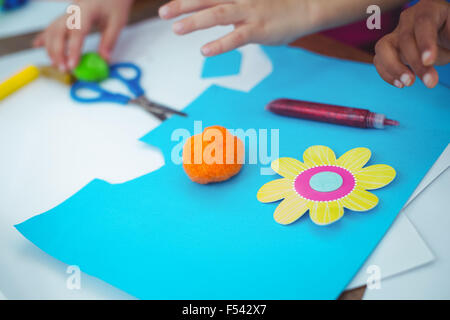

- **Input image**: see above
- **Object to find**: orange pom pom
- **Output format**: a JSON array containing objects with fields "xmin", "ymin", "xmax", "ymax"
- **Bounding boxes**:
[{"xmin": 182, "ymin": 126, "xmax": 244, "ymax": 184}]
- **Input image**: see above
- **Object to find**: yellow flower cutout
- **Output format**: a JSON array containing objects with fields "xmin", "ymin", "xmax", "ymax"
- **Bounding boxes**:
[{"xmin": 257, "ymin": 146, "xmax": 396, "ymax": 226}]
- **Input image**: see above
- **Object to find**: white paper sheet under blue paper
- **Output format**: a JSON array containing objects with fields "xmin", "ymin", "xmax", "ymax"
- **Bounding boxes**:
[{"xmin": 16, "ymin": 46, "xmax": 450, "ymax": 299}]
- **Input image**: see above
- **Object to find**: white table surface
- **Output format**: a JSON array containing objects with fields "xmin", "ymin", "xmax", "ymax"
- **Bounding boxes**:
[{"xmin": 0, "ymin": 0, "xmax": 69, "ymax": 39}]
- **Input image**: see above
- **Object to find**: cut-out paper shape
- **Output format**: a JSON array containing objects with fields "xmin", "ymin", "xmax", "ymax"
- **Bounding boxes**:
[
  {"xmin": 201, "ymin": 50, "xmax": 242, "ymax": 78},
  {"xmin": 257, "ymin": 146, "xmax": 396, "ymax": 226}
]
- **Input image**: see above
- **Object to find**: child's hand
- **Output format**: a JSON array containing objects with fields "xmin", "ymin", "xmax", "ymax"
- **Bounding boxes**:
[
  {"xmin": 158, "ymin": 0, "xmax": 316, "ymax": 56},
  {"xmin": 374, "ymin": 0, "xmax": 450, "ymax": 89},
  {"xmin": 33, "ymin": 0, "xmax": 134, "ymax": 71}
]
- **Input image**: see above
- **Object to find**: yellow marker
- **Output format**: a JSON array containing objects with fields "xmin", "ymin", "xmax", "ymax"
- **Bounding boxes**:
[{"xmin": 0, "ymin": 65, "xmax": 40, "ymax": 101}]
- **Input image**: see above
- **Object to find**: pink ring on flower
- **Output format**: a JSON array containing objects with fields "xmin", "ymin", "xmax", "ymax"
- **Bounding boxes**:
[{"xmin": 294, "ymin": 165, "xmax": 356, "ymax": 202}]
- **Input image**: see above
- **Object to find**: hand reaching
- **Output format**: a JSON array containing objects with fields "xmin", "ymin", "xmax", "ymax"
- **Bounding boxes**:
[{"xmin": 159, "ymin": 0, "xmax": 316, "ymax": 56}]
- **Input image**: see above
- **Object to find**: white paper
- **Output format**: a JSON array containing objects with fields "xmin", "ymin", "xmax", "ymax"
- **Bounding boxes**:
[
  {"xmin": 364, "ymin": 166, "xmax": 450, "ymax": 300},
  {"xmin": 0, "ymin": 0, "xmax": 68, "ymax": 40},
  {"xmin": 347, "ymin": 212, "xmax": 434, "ymax": 289},
  {"xmin": 405, "ymin": 144, "xmax": 450, "ymax": 206},
  {"xmin": 347, "ymin": 146, "xmax": 450, "ymax": 290}
]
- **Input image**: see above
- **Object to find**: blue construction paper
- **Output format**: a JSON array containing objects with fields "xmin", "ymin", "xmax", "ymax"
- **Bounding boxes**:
[
  {"xmin": 16, "ymin": 46, "xmax": 450, "ymax": 299},
  {"xmin": 201, "ymin": 49, "xmax": 242, "ymax": 78},
  {"xmin": 437, "ymin": 64, "xmax": 450, "ymax": 88}
]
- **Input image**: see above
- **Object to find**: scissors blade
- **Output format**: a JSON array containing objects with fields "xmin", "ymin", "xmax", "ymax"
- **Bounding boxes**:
[
  {"xmin": 130, "ymin": 97, "xmax": 167, "ymax": 121},
  {"xmin": 140, "ymin": 96, "xmax": 188, "ymax": 117}
]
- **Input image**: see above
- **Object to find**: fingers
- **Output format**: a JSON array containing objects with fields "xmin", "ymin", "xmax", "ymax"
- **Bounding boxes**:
[
  {"xmin": 374, "ymin": 35, "xmax": 415, "ymax": 88},
  {"xmin": 66, "ymin": 10, "xmax": 96, "ymax": 70},
  {"xmin": 173, "ymin": 4, "xmax": 245, "ymax": 35},
  {"xmin": 390, "ymin": 1, "xmax": 448, "ymax": 89},
  {"xmin": 161, "ymin": 0, "xmax": 252, "ymax": 56},
  {"xmin": 414, "ymin": 13, "xmax": 439, "ymax": 66},
  {"xmin": 374, "ymin": 56, "xmax": 403, "ymax": 88},
  {"xmin": 201, "ymin": 26, "xmax": 252, "ymax": 56},
  {"xmin": 159, "ymin": 0, "xmax": 229, "ymax": 20},
  {"xmin": 66, "ymin": 29, "xmax": 87, "ymax": 70},
  {"xmin": 99, "ymin": 14, "xmax": 127, "ymax": 61},
  {"xmin": 398, "ymin": 32, "xmax": 438, "ymax": 88},
  {"xmin": 421, "ymin": 66, "xmax": 439, "ymax": 88},
  {"xmin": 33, "ymin": 17, "xmax": 82, "ymax": 71},
  {"xmin": 45, "ymin": 23, "xmax": 68, "ymax": 71}
]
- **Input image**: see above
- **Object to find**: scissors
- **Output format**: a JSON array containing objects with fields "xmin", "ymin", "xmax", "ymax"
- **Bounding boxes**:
[{"xmin": 70, "ymin": 62, "xmax": 187, "ymax": 121}]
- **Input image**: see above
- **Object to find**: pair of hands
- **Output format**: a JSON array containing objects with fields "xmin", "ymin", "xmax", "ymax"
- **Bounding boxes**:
[
  {"xmin": 35, "ymin": 0, "xmax": 449, "ymax": 89},
  {"xmin": 34, "ymin": 0, "xmax": 306, "ymax": 71},
  {"xmin": 34, "ymin": 0, "xmax": 317, "ymax": 71},
  {"xmin": 164, "ymin": 0, "xmax": 450, "ymax": 88}
]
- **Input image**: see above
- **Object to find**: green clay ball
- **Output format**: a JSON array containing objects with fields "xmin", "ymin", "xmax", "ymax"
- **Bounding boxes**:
[{"xmin": 73, "ymin": 52, "xmax": 109, "ymax": 82}]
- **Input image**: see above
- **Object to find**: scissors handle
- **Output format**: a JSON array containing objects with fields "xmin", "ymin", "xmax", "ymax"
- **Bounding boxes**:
[
  {"xmin": 70, "ymin": 81, "xmax": 130, "ymax": 104},
  {"xmin": 109, "ymin": 62, "xmax": 145, "ymax": 97}
]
